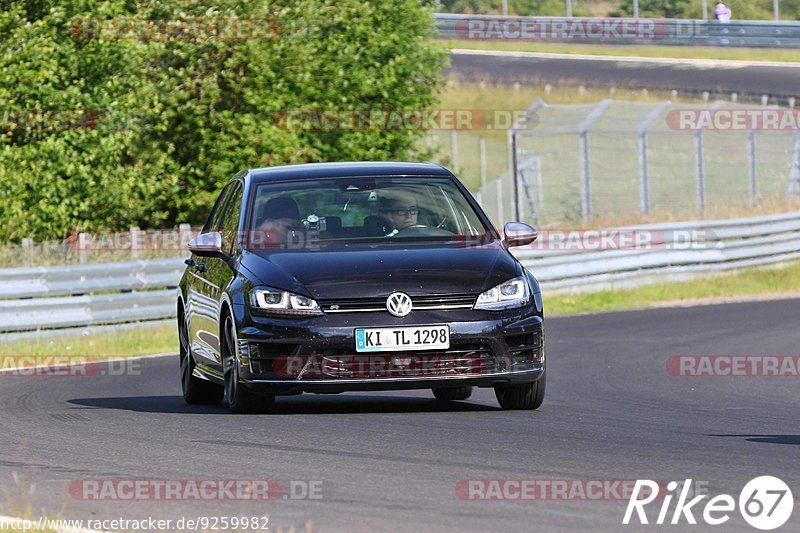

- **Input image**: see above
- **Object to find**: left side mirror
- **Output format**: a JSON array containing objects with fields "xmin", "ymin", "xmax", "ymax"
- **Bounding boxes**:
[
  {"xmin": 503, "ymin": 222, "xmax": 537, "ymax": 248},
  {"xmin": 187, "ymin": 231, "xmax": 227, "ymax": 258}
]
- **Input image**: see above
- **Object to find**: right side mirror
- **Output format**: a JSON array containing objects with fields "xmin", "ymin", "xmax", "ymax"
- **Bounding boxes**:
[{"xmin": 503, "ymin": 222, "xmax": 538, "ymax": 248}]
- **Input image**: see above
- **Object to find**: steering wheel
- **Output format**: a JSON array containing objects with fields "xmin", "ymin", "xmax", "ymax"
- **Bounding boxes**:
[{"xmin": 393, "ymin": 224, "xmax": 454, "ymax": 237}]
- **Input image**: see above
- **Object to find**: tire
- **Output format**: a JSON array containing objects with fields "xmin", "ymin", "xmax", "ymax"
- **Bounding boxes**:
[
  {"xmin": 494, "ymin": 372, "xmax": 546, "ymax": 410},
  {"xmin": 223, "ymin": 314, "xmax": 275, "ymax": 414},
  {"xmin": 432, "ymin": 386, "xmax": 473, "ymax": 401},
  {"xmin": 179, "ymin": 311, "xmax": 224, "ymax": 405}
]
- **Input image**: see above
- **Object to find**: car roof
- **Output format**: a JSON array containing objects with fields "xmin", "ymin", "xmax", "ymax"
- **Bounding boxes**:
[{"xmin": 247, "ymin": 162, "xmax": 453, "ymax": 183}]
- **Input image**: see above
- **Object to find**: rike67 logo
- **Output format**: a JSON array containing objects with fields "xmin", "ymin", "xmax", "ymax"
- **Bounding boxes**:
[{"xmin": 623, "ymin": 477, "xmax": 793, "ymax": 530}]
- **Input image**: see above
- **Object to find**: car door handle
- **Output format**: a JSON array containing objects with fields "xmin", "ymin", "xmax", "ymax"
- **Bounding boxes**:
[{"xmin": 195, "ymin": 263, "xmax": 207, "ymax": 273}]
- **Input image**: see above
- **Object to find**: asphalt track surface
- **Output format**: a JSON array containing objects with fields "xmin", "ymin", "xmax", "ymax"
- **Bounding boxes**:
[
  {"xmin": 448, "ymin": 50, "xmax": 800, "ymax": 99},
  {"xmin": 1, "ymin": 299, "xmax": 798, "ymax": 532}
]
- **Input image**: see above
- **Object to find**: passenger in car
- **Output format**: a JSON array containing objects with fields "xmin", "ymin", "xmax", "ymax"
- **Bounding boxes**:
[{"xmin": 255, "ymin": 196, "xmax": 302, "ymax": 247}]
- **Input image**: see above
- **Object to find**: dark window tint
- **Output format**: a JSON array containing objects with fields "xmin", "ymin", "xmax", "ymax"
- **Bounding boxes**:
[
  {"xmin": 202, "ymin": 183, "xmax": 235, "ymax": 234},
  {"xmin": 219, "ymin": 182, "xmax": 243, "ymax": 254}
]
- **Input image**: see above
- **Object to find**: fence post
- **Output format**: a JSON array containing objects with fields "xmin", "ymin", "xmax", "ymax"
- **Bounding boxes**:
[
  {"xmin": 636, "ymin": 101, "xmax": 669, "ymax": 215},
  {"xmin": 694, "ymin": 131, "xmax": 706, "ymax": 217},
  {"xmin": 496, "ymin": 178, "xmax": 504, "ymax": 226},
  {"xmin": 747, "ymin": 131, "xmax": 757, "ymax": 205},
  {"xmin": 577, "ymin": 100, "xmax": 613, "ymax": 222},
  {"xmin": 579, "ymin": 131, "xmax": 591, "ymax": 220},
  {"xmin": 533, "ymin": 154, "xmax": 544, "ymax": 217},
  {"xmin": 130, "ymin": 227, "xmax": 142, "ymax": 259},
  {"xmin": 78, "ymin": 232, "xmax": 89, "ymax": 264},
  {"xmin": 511, "ymin": 132, "xmax": 520, "ymax": 221},
  {"xmin": 789, "ymin": 133, "xmax": 800, "ymax": 196},
  {"xmin": 179, "ymin": 223, "xmax": 193, "ymax": 249},
  {"xmin": 22, "ymin": 237, "xmax": 34, "ymax": 265},
  {"xmin": 479, "ymin": 137, "xmax": 487, "ymax": 192},
  {"xmin": 450, "ymin": 130, "xmax": 458, "ymax": 170},
  {"xmin": 637, "ymin": 131, "xmax": 650, "ymax": 215}
]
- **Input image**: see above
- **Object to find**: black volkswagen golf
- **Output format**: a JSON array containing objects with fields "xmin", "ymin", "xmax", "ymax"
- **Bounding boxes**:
[{"xmin": 178, "ymin": 162, "xmax": 545, "ymax": 413}]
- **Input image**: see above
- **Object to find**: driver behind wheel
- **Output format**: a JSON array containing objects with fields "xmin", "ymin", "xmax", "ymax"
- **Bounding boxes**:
[{"xmin": 380, "ymin": 190, "xmax": 423, "ymax": 237}]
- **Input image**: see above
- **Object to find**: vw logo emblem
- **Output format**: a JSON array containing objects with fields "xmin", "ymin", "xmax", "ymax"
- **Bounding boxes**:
[{"xmin": 386, "ymin": 292, "xmax": 412, "ymax": 317}]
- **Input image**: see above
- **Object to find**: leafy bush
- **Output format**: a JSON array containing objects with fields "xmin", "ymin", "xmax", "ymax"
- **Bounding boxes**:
[{"xmin": 0, "ymin": 0, "xmax": 447, "ymax": 241}]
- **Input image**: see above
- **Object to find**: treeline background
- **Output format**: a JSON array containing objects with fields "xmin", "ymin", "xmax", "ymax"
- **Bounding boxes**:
[{"xmin": 0, "ymin": 0, "xmax": 446, "ymax": 242}]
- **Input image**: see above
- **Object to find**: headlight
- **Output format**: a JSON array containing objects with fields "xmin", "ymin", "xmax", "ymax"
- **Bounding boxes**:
[
  {"xmin": 249, "ymin": 287, "xmax": 323, "ymax": 316},
  {"xmin": 474, "ymin": 276, "xmax": 531, "ymax": 311}
]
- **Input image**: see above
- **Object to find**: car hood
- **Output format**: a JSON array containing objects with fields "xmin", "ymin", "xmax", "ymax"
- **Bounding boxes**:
[{"xmin": 239, "ymin": 242, "xmax": 520, "ymax": 299}]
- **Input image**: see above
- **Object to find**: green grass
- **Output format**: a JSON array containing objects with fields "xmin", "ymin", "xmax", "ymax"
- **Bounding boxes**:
[
  {"xmin": 546, "ymin": 260, "xmax": 800, "ymax": 315},
  {"xmin": 0, "ymin": 324, "xmax": 176, "ymax": 365},
  {"xmin": 445, "ymin": 39, "xmax": 800, "ymax": 63}
]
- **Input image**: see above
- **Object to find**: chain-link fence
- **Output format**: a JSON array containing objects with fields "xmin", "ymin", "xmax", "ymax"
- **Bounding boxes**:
[{"xmin": 427, "ymin": 99, "xmax": 800, "ymax": 228}]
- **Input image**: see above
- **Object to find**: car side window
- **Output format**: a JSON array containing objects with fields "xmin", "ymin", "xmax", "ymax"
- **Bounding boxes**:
[
  {"xmin": 218, "ymin": 182, "xmax": 244, "ymax": 254},
  {"xmin": 202, "ymin": 183, "xmax": 234, "ymax": 234}
]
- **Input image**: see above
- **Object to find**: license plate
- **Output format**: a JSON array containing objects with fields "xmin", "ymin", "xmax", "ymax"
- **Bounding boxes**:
[{"xmin": 355, "ymin": 325, "xmax": 450, "ymax": 353}]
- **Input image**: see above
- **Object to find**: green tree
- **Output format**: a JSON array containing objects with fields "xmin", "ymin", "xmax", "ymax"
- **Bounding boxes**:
[{"xmin": 0, "ymin": 0, "xmax": 447, "ymax": 241}]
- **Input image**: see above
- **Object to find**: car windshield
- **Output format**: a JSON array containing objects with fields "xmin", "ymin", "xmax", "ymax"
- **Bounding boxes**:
[{"xmin": 246, "ymin": 176, "xmax": 493, "ymax": 250}]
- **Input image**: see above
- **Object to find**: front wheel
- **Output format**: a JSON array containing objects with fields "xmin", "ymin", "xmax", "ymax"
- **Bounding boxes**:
[
  {"xmin": 223, "ymin": 315, "xmax": 274, "ymax": 414},
  {"xmin": 179, "ymin": 312, "xmax": 224, "ymax": 405},
  {"xmin": 494, "ymin": 372, "xmax": 546, "ymax": 410}
]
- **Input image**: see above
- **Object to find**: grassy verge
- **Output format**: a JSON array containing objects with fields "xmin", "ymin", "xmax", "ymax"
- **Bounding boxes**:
[
  {"xmin": 445, "ymin": 39, "xmax": 800, "ymax": 63},
  {"xmin": 0, "ymin": 324, "xmax": 176, "ymax": 366},
  {"xmin": 546, "ymin": 260, "xmax": 800, "ymax": 315}
]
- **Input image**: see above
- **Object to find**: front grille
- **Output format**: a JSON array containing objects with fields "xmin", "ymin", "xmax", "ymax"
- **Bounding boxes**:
[
  {"xmin": 318, "ymin": 294, "xmax": 476, "ymax": 313},
  {"xmin": 248, "ymin": 342, "xmax": 497, "ymax": 379}
]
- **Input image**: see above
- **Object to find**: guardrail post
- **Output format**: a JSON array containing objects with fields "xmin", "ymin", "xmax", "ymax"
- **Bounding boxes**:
[{"xmin": 747, "ymin": 131, "xmax": 757, "ymax": 205}]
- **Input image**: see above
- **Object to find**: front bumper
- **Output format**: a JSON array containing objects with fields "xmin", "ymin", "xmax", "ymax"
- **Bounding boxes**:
[{"xmin": 233, "ymin": 304, "xmax": 544, "ymax": 395}]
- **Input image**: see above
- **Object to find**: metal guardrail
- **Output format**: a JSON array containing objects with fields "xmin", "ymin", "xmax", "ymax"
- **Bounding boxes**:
[
  {"xmin": 2, "ymin": 211, "xmax": 800, "ymax": 334},
  {"xmin": 0, "ymin": 259, "xmax": 183, "ymax": 333},
  {"xmin": 434, "ymin": 13, "xmax": 800, "ymax": 48},
  {"xmin": 517, "ymin": 211, "xmax": 800, "ymax": 292}
]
